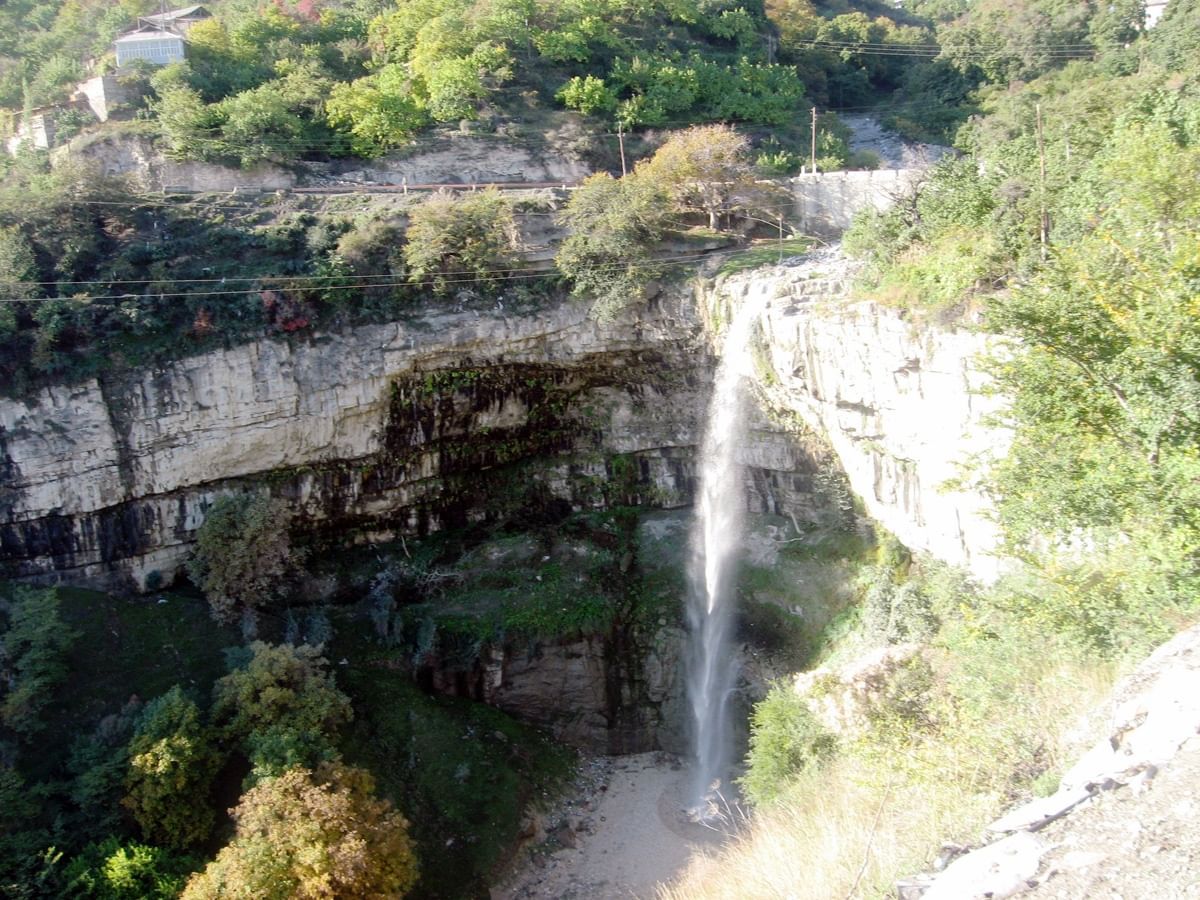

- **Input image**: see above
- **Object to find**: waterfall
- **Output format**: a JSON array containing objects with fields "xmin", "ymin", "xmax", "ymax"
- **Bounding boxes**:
[{"xmin": 686, "ymin": 295, "xmax": 764, "ymax": 813}]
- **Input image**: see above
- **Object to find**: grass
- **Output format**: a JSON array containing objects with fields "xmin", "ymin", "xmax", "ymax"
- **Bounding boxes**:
[
  {"xmin": 717, "ymin": 237, "xmax": 814, "ymax": 276},
  {"xmin": 658, "ymin": 580, "xmax": 1119, "ymax": 900}
]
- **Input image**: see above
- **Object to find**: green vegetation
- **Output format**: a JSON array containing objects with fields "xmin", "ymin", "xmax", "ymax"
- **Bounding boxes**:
[
  {"xmin": 0, "ymin": 586, "xmax": 79, "ymax": 737},
  {"xmin": 211, "ymin": 642, "xmax": 352, "ymax": 777},
  {"xmin": 0, "ymin": 576, "xmax": 576, "ymax": 898},
  {"xmin": 401, "ymin": 187, "xmax": 522, "ymax": 291},
  {"xmin": 122, "ymin": 688, "xmax": 221, "ymax": 850},
  {"xmin": 556, "ymin": 124, "xmax": 787, "ymax": 320},
  {"xmin": 668, "ymin": 557, "xmax": 1120, "ymax": 899},
  {"xmin": 181, "ymin": 762, "xmax": 418, "ymax": 900},
  {"xmin": 186, "ymin": 494, "xmax": 302, "ymax": 625},
  {"xmin": 844, "ymin": 2, "xmax": 1200, "ymax": 656},
  {"xmin": 740, "ymin": 684, "xmax": 836, "ymax": 805}
]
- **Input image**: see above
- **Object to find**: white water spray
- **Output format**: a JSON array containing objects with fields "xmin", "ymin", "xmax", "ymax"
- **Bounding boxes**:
[{"xmin": 686, "ymin": 296, "xmax": 765, "ymax": 813}]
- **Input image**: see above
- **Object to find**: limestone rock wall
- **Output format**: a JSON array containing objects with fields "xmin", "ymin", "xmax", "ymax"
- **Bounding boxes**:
[
  {"xmin": 63, "ymin": 132, "xmax": 590, "ymax": 192},
  {"xmin": 0, "ymin": 293, "xmax": 708, "ymax": 589},
  {"xmin": 706, "ymin": 251, "xmax": 1009, "ymax": 580},
  {"xmin": 789, "ymin": 168, "xmax": 924, "ymax": 237}
]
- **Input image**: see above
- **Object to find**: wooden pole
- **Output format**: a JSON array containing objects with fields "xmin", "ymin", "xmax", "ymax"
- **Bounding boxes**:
[
  {"xmin": 1036, "ymin": 102, "xmax": 1048, "ymax": 258},
  {"xmin": 810, "ymin": 106, "xmax": 817, "ymax": 174},
  {"xmin": 618, "ymin": 122, "xmax": 627, "ymax": 177}
]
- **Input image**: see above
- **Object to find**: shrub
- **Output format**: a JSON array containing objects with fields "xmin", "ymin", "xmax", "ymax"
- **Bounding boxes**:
[
  {"xmin": 181, "ymin": 763, "xmax": 418, "ymax": 900},
  {"xmin": 402, "ymin": 188, "xmax": 521, "ymax": 292},
  {"xmin": 186, "ymin": 494, "xmax": 301, "ymax": 623},
  {"xmin": 121, "ymin": 687, "xmax": 220, "ymax": 850},
  {"xmin": 740, "ymin": 683, "xmax": 836, "ymax": 806}
]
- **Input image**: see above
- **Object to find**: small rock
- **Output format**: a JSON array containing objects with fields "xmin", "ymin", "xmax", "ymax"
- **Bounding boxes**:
[
  {"xmin": 922, "ymin": 832, "xmax": 1047, "ymax": 900},
  {"xmin": 1060, "ymin": 850, "xmax": 1106, "ymax": 870},
  {"xmin": 933, "ymin": 843, "xmax": 967, "ymax": 871},
  {"xmin": 896, "ymin": 874, "xmax": 935, "ymax": 899}
]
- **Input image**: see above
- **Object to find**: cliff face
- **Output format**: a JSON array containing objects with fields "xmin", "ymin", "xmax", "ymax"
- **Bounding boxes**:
[
  {"xmin": 1, "ymin": 257, "xmax": 1008, "ymax": 588},
  {"xmin": 0, "ymin": 253, "xmax": 1009, "ymax": 753},
  {"xmin": 709, "ymin": 251, "xmax": 1009, "ymax": 581},
  {"xmin": 0, "ymin": 294, "xmax": 711, "ymax": 589}
]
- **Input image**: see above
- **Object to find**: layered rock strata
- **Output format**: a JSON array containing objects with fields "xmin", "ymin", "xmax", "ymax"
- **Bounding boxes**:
[
  {"xmin": 0, "ymin": 294, "xmax": 711, "ymax": 589},
  {"xmin": 708, "ymin": 251, "xmax": 1008, "ymax": 580}
]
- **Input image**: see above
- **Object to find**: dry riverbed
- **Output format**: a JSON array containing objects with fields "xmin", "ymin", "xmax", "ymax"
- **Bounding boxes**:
[{"xmin": 494, "ymin": 752, "xmax": 729, "ymax": 900}]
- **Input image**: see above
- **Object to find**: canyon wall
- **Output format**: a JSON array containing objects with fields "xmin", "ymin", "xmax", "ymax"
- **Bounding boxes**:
[
  {"xmin": 709, "ymin": 252, "xmax": 1009, "ymax": 581},
  {"xmin": 1, "ymin": 254, "xmax": 1007, "ymax": 589},
  {"xmin": 0, "ymin": 294, "xmax": 711, "ymax": 589}
]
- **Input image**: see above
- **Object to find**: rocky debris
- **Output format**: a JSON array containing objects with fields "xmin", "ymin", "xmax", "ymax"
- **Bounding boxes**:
[
  {"xmin": 793, "ymin": 642, "xmax": 928, "ymax": 738},
  {"xmin": 494, "ymin": 751, "xmax": 704, "ymax": 900},
  {"xmin": 900, "ymin": 623, "xmax": 1200, "ymax": 898},
  {"xmin": 840, "ymin": 114, "xmax": 950, "ymax": 169}
]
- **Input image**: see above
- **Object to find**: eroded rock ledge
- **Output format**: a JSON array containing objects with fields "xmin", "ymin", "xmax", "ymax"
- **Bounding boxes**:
[{"xmin": 0, "ymin": 293, "xmax": 711, "ymax": 589}]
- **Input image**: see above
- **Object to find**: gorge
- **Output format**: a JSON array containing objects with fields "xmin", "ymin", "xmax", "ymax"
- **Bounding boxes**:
[{"xmin": 0, "ymin": 239, "xmax": 1006, "ymax": 753}]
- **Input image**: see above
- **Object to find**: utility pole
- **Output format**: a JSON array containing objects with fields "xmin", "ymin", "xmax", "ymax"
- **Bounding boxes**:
[
  {"xmin": 810, "ymin": 106, "xmax": 818, "ymax": 174},
  {"xmin": 617, "ymin": 122, "xmax": 627, "ymax": 177},
  {"xmin": 1036, "ymin": 103, "xmax": 1048, "ymax": 259}
]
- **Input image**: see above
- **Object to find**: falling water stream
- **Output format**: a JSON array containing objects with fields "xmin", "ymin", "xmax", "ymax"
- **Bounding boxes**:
[{"xmin": 686, "ymin": 296, "xmax": 765, "ymax": 815}]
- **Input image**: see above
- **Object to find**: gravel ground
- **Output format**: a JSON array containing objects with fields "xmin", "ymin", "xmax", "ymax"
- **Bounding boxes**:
[
  {"xmin": 493, "ymin": 752, "xmax": 726, "ymax": 900},
  {"xmin": 1022, "ymin": 738, "xmax": 1200, "ymax": 899},
  {"xmin": 840, "ymin": 114, "xmax": 949, "ymax": 168}
]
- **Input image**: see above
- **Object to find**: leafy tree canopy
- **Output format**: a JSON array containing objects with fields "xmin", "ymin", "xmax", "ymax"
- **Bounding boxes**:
[{"xmin": 181, "ymin": 762, "xmax": 418, "ymax": 900}]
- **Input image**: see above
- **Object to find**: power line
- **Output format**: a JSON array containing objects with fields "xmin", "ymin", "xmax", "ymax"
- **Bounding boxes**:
[{"xmin": 0, "ymin": 247, "xmax": 752, "ymax": 304}]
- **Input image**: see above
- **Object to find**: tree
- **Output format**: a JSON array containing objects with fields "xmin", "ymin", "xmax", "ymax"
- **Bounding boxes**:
[
  {"xmin": 186, "ymin": 494, "xmax": 300, "ymax": 623},
  {"xmin": 0, "ymin": 586, "xmax": 78, "ymax": 737},
  {"xmin": 555, "ymin": 171, "xmax": 669, "ymax": 321},
  {"xmin": 635, "ymin": 124, "xmax": 769, "ymax": 230},
  {"xmin": 326, "ymin": 65, "xmax": 427, "ymax": 156},
  {"xmin": 122, "ymin": 687, "xmax": 221, "ymax": 850},
  {"xmin": 212, "ymin": 642, "xmax": 352, "ymax": 777},
  {"xmin": 61, "ymin": 838, "xmax": 198, "ymax": 900},
  {"xmin": 181, "ymin": 763, "xmax": 418, "ymax": 900},
  {"xmin": 402, "ymin": 188, "xmax": 521, "ymax": 291}
]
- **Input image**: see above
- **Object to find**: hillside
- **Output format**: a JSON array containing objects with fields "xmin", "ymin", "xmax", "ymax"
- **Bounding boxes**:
[{"xmin": 2, "ymin": 0, "xmax": 1200, "ymax": 898}]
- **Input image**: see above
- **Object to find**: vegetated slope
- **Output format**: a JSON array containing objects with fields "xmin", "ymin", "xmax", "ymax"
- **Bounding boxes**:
[
  {"xmin": 2, "ymin": 0, "xmax": 931, "ymax": 165},
  {"xmin": 663, "ymin": 2, "xmax": 1200, "ymax": 898}
]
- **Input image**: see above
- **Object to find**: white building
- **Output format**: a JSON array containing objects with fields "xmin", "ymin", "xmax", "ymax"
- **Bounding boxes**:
[
  {"xmin": 1144, "ymin": 0, "xmax": 1170, "ymax": 28},
  {"xmin": 113, "ymin": 28, "xmax": 186, "ymax": 67}
]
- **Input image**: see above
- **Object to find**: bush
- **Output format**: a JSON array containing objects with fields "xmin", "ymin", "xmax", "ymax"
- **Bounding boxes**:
[
  {"xmin": 186, "ymin": 494, "xmax": 301, "ymax": 623},
  {"xmin": 181, "ymin": 763, "xmax": 418, "ymax": 900},
  {"xmin": 740, "ymin": 683, "xmax": 836, "ymax": 806},
  {"xmin": 121, "ymin": 687, "xmax": 221, "ymax": 850},
  {"xmin": 402, "ymin": 188, "xmax": 521, "ymax": 292}
]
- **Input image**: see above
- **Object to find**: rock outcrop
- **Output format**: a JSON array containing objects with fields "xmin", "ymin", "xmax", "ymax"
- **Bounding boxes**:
[
  {"xmin": 0, "ymin": 293, "xmax": 709, "ymax": 589},
  {"xmin": 707, "ymin": 250, "xmax": 1009, "ymax": 581},
  {"xmin": 902, "ymin": 622, "xmax": 1200, "ymax": 899}
]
